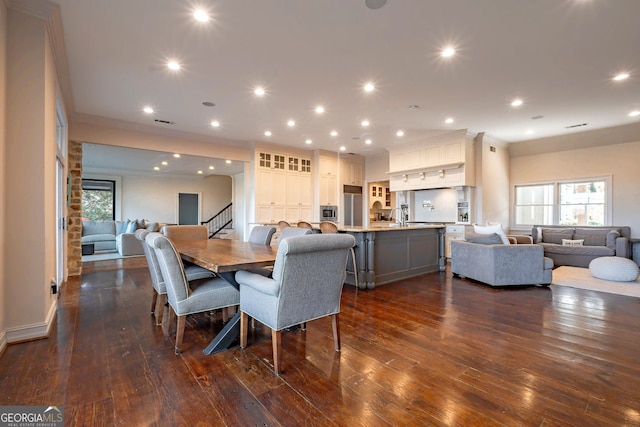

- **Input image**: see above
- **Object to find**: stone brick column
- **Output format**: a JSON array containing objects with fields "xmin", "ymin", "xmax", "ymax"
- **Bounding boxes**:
[{"xmin": 67, "ymin": 141, "xmax": 83, "ymax": 276}]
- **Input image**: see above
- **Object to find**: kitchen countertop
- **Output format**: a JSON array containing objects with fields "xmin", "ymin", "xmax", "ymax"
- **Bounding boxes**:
[{"xmin": 340, "ymin": 223, "xmax": 445, "ymax": 232}]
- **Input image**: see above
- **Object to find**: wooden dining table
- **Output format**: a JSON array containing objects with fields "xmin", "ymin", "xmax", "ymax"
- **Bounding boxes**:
[{"xmin": 173, "ymin": 239, "xmax": 277, "ymax": 355}]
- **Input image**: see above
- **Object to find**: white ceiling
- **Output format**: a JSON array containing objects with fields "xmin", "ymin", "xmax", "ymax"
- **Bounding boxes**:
[{"xmin": 54, "ymin": 0, "xmax": 640, "ymax": 172}]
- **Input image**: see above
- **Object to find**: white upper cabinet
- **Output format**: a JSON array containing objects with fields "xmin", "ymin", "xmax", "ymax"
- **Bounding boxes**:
[
  {"xmin": 340, "ymin": 157, "xmax": 364, "ymax": 186},
  {"xmin": 387, "ymin": 130, "xmax": 476, "ymax": 190}
]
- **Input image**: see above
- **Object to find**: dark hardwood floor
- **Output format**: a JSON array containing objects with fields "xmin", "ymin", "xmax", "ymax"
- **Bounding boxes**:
[{"xmin": 2, "ymin": 258, "xmax": 639, "ymax": 426}]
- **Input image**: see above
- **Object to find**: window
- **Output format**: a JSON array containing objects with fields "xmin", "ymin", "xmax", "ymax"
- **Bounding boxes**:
[
  {"xmin": 514, "ymin": 177, "xmax": 610, "ymax": 228},
  {"xmin": 82, "ymin": 179, "xmax": 115, "ymax": 221}
]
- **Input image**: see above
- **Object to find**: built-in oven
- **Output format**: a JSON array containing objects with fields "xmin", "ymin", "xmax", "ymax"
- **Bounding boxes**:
[{"xmin": 320, "ymin": 205, "xmax": 338, "ymax": 222}]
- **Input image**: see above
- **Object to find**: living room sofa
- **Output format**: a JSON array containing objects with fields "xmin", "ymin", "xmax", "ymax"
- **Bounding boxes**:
[
  {"xmin": 451, "ymin": 232, "xmax": 554, "ymax": 287},
  {"xmin": 532, "ymin": 225, "xmax": 631, "ymax": 268},
  {"xmin": 82, "ymin": 220, "xmax": 163, "ymax": 256}
]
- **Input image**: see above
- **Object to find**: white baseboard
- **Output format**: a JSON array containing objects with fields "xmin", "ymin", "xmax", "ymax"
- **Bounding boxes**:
[{"xmin": 6, "ymin": 300, "xmax": 58, "ymax": 344}]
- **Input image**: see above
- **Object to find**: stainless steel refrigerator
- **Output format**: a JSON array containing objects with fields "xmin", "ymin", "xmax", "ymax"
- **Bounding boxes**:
[{"xmin": 343, "ymin": 187, "xmax": 363, "ymax": 227}]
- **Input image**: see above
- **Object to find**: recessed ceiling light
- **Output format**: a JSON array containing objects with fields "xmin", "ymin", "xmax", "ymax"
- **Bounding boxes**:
[
  {"xmin": 202, "ymin": 101, "xmax": 215, "ymax": 107},
  {"xmin": 629, "ymin": 110, "xmax": 640, "ymax": 117},
  {"xmin": 613, "ymin": 72, "xmax": 630, "ymax": 81},
  {"xmin": 225, "ymin": 160, "xmax": 232, "ymax": 164},
  {"xmin": 287, "ymin": 119, "xmax": 296, "ymax": 127},
  {"xmin": 161, "ymin": 161, "xmax": 168, "ymax": 166},
  {"xmin": 315, "ymin": 105, "xmax": 325, "ymax": 114},
  {"xmin": 361, "ymin": 120, "xmax": 370, "ymax": 127},
  {"xmin": 254, "ymin": 87, "xmax": 266, "ymax": 97},
  {"xmin": 153, "ymin": 166, "xmax": 160, "ymax": 171},
  {"xmin": 209, "ymin": 166, "xmax": 215, "ymax": 170},
  {"xmin": 330, "ymin": 130, "xmax": 338, "ymax": 137},
  {"xmin": 173, "ymin": 153, "xmax": 181, "ymax": 158},
  {"xmin": 264, "ymin": 130, "xmax": 272, "ymax": 136},
  {"xmin": 511, "ymin": 99, "xmax": 524, "ymax": 107},
  {"xmin": 525, "ymin": 129, "xmax": 534, "ymax": 135},
  {"xmin": 211, "ymin": 120, "xmax": 220, "ymax": 127},
  {"xmin": 441, "ymin": 47, "xmax": 456, "ymax": 58},
  {"xmin": 445, "ymin": 117, "xmax": 454, "ymax": 124},
  {"xmin": 339, "ymin": 146, "xmax": 346, "ymax": 151},
  {"xmin": 363, "ymin": 83, "xmax": 375, "ymax": 92},
  {"xmin": 143, "ymin": 106, "xmax": 154, "ymax": 114},
  {"xmin": 365, "ymin": 139, "xmax": 372, "ymax": 145},
  {"xmin": 193, "ymin": 9, "xmax": 210, "ymax": 23},
  {"xmin": 396, "ymin": 130, "xmax": 404, "ymax": 137},
  {"xmin": 167, "ymin": 61, "xmax": 181, "ymax": 71},
  {"xmin": 197, "ymin": 170, "xmax": 203, "ymax": 175},
  {"xmin": 305, "ymin": 139, "xmax": 312, "ymax": 145}
]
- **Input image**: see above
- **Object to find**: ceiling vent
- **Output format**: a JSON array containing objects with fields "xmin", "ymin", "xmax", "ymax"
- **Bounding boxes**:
[
  {"xmin": 565, "ymin": 123, "xmax": 587, "ymax": 129},
  {"xmin": 154, "ymin": 119, "xmax": 175, "ymax": 125}
]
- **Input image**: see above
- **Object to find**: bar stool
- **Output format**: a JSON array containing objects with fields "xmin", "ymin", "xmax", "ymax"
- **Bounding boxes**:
[
  {"xmin": 296, "ymin": 221, "xmax": 313, "ymax": 229},
  {"xmin": 277, "ymin": 220, "xmax": 290, "ymax": 230},
  {"xmin": 319, "ymin": 221, "xmax": 359, "ymax": 294}
]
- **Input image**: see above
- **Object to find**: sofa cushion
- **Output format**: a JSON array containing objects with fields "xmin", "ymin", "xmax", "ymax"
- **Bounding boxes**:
[
  {"xmin": 539, "ymin": 243, "xmax": 614, "ymax": 257},
  {"xmin": 82, "ymin": 233, "xmax": 116, "ymax": 244},
  {"xmin": 82, "ymin": 220, "xmax": 116, "ymax": 236},
  {"xmin": 465, "ymin": 231, "xmax": 503, "ymax": 245},
  {"xmin": 541, "ymin": 227, "xmax": 574, "ymax": 244}
]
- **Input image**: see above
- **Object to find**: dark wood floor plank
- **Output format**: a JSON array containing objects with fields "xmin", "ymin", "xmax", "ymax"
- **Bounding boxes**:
[{"xmin": 1, "ymin": 258, "xmax": 640, "ymax": 426}]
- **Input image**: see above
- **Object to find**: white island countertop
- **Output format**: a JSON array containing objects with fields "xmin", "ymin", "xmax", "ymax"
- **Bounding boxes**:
[{"xmin": 340, "ymin": 223, "xmax": 445, "ymax": 232}]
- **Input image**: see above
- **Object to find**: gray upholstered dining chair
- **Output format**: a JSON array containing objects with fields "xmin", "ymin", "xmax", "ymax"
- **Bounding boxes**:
[
  {"xmin": 235, "ymin": 233, "xmax": 355, "ymax": 375},
  {"xmin": 161, "ymin": 224, "xmax": 209, "ymax": 241},
  {"xmin": 135, "ymin": 229, "xmax": 216, "ymax": 327},
  {"xmin": 248, "ymin": 225, "xmax": 276, "ymax": 245},
  {"xmin": 146, "ymin": 232, "xmax": 240, "ymax": 354}
]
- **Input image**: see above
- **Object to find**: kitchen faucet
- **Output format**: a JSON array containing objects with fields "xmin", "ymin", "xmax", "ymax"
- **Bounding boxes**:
[{"xmin": 389, "ymin": 207, "xmax": 406, "ymax": 226}]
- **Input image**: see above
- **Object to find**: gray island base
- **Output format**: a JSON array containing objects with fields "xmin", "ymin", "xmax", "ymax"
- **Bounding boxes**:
[{"xmin": 341, "ymin": 224, "xmax": 445, "ymax": 289}]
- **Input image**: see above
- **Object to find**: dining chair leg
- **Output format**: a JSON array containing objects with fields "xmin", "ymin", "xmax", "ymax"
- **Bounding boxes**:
[
  {"xmin": 155, "ymin": 294, "xmax": 166, "ymax": 326},
  {"xmin": 163, "ymin": 306, "xmax": 173, "ymax": 337},
  {"xmin": 240, "ymin": 311, "xmax": 249, "ymax": 348},
  {"xmin": 272, "ymin": 329, "xmax": 282, "ymax": 375},
  {"xmin": 332, "ymin": 314, "xmax": 341, "ymax": 352},
  {"xmin": 175, "ymin": 315, "xmax": 186, "ymax": 355},
  {"xmin": 301, "ymin": 322, "xmax": 307, "ymax": 331},
  {"xmin": 150, "ymin": 290, "xmax": 158, "ymax": 315},
  {"xmin": 222, "ymin": 308, "xmax": 229, "ymax": 322}
]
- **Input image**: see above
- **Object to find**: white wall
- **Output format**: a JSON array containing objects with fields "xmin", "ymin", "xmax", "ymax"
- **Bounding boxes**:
[
  {"xmin": 4, "ymin": 7, "xmax": 59, "ymax": 343},
  {"xmin": 510, "ymin": 140, "xmax": 640, "ymax": 237},
  {"xmin": 117, "ymin": 174, "xmax": 232, "ymax": 224},
  {"xmin": 476, "ymin": 134, "xmax": 510, "ymax": 227},
  {"xmin": 0, "ymin": 0, "xmax": 7, "ymax": 352}
]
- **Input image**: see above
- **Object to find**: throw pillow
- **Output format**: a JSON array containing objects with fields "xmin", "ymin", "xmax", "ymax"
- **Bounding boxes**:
[
  {"xmin": 120, "ymin": 220, "xmax": 131, "ymax": 234},
  {"xmin": 562, "ymin": 239, "xmax": 584, "ymax": 247},
  {"xmin": 465, "ymin": 231, "xmax": 503, "ymax": 245},
  {"xmin": 473, "ymin": 223, "xmax": 509, "ymax": 245},
  {"xmin": 125, "ymin": 220, "xmax": 137, "ymax": 233},
  {"xmin": 146, "ymin": 222, "xmax": 160, "ymax": 232}
]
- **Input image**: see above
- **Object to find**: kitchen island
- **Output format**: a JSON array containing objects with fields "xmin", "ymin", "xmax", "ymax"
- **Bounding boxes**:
[{"xmin": 339, "ymin": 224, "xmax": 445, "ymax": 289}]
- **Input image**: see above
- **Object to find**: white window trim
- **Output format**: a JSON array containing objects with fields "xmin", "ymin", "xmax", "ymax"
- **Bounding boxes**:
[{"xmin": 511, "ymin": 175, "xmax": 612, "ymax": 232}]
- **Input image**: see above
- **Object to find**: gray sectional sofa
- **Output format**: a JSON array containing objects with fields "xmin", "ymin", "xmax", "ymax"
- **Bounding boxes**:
[
  {"xmin": 451, "ymin": 234, "xmax": 554, "ymax": 287},
  {"xmin": 532, "ymin": 225, "xmax": 631, "ymax": 268},
  {"xmin": 82, "ymin": 220, "xmax": 163, "ymax": 256}
]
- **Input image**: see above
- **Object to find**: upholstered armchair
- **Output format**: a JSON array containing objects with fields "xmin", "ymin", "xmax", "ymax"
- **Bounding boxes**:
[
  {"xmin": 235, "ymin": 233, "xmax": 355, "ymax": 374},
  {"xmin": 146, "ymin": 232, "xmax": 240, "ymax": 354},
  {"xmin": 135, "ymin": 229, "xmax": 216, "ymax": 329}
]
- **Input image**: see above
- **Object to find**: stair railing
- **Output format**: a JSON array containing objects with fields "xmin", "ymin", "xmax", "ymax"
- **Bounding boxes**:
[{"xmin": 201, "ymin": 202, "xmax": 232, "ymax": 238}]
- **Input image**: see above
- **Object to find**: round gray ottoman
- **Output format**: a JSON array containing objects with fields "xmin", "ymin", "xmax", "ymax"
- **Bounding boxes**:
[{"xmin": 589, "ymin": 257, "xmax": 640, "ymax": 282}]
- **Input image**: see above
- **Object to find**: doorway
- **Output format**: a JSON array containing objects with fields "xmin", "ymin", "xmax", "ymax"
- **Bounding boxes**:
[{"xmin": 178, "ymin": 192, "xmax": 200, "ymax": 225}]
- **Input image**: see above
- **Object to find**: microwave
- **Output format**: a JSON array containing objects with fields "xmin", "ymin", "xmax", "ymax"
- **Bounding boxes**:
[{"xmin": 320, "ymin": 205, "xmax": 338, "ymax": 222}]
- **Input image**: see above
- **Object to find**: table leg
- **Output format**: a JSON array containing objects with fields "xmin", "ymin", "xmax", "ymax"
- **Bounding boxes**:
[{"xmin": 203, "ymin": 270, "xmax": 241, "ymax": 355}]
